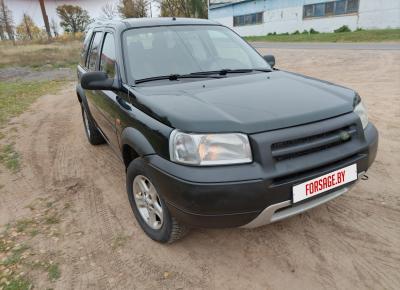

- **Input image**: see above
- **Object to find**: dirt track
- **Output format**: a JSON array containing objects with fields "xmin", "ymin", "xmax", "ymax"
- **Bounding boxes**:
[{"xmin": 1, "ymin": 48, "xmax": 400, "ymax": 289}]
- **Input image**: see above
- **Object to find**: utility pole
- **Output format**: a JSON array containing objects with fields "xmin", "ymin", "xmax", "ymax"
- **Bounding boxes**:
[
  {"xmin": 38, "ymin": 0, "xmax": 51, "ymax": 39},
  {"xmin": 149, "ymin": 1, "xmax": 152, "ymax": 18}
]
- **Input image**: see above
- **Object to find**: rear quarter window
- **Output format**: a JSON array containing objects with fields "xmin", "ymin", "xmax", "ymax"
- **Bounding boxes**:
[
  {"xmin": 80, "ymin": 30, "xmax": 93, "ymax": 67},
  {"xmin": 100, "ymin": 33, "xmax": 117, "ymax": 78},
  {"xmin": 87, "ymin": 32, "xmax": 103, "ymax": 71}
]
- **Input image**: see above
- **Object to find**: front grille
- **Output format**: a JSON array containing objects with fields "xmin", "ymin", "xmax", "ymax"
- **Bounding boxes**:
[
  {"xmin": 271, "ymin": 125, "xmax": 356, "ymax": 161},
  {"xmin": 272, "ymin": 153, "xmax": 359, "ymax": 185}
]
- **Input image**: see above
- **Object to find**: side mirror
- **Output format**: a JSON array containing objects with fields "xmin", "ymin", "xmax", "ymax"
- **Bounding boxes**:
[
  {"xmin": 263, "ymin": 55, "xmax": 275, "ymax": 68},
  {"xmin": 81, "ymin": 71, "xmax": 120, "ymax": 90}
]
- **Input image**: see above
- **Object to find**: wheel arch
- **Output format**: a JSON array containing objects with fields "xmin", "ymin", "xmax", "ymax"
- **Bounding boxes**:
[
  {"xmin": 121, "ymin": 127, "xmax": 156, "ymax": 168},
  {"xmin": 76, "ymin": 84, "xmax": 89, "ymax": 109}
]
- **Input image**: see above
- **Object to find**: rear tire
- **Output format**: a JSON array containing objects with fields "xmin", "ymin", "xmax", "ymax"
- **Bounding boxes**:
[
  {"xmin": 81, "ymin": 105, "xmax": 105, "ymax": 145},
  {"xmin": 126, "ymin": 158, "xmax": 188, "ymax": 243}
]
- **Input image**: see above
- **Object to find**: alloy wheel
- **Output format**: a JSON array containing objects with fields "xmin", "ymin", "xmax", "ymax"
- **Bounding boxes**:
[{"xmin": 133, "ymin": 175, "xmax": 164, "ymax": 230}]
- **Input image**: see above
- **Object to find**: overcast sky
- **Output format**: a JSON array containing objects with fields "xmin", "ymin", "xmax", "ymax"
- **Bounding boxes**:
[{"xmin": 5, "ymin": 0, "xmax": 161, "ymax": 30}]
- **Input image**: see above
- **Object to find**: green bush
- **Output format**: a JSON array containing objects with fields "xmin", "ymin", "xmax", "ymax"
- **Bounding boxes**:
[
  {"xmin": 310, "ymin": 28, "xmax": 319, "ymax": 34},
  {"xmin": 301, "ymin": 30, "xmax": 309, "ymax": 34},
  {"xmin": 334, "ymin": 25, "xmax": 351, "ymax": 33},
  {"xmin": 292, "ymin": 30, "xmax": 300, "ymax": 35}
]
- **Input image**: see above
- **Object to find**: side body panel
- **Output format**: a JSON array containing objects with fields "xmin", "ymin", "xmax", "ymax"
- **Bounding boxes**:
[{"xmin": 117, "ymin": 87, "xmax": 172, "ymax": 159}]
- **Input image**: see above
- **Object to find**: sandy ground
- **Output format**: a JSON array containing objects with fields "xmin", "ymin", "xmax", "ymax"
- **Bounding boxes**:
[{"xmin": 0, "ymin": 47, "xmax": 399, "ymax": 289}]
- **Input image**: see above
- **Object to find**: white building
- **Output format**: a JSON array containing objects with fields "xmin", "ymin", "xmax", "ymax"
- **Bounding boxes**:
[{"xmin": 209, "ymin": 0, "xmax": 400, "ymax": 36}]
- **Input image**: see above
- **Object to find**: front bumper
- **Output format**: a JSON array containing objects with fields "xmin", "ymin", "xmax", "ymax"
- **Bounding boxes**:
[{"xmin": 145, "ymin": 120, "xmax": 378, "ymax": 228}]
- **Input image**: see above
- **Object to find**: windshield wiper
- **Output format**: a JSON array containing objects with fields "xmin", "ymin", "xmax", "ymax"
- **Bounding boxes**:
[
  {"xmin": 135, "ymin": 68, "xmax": 272, "ymax": 84},
  {"xmin": 190, "ymin": 68, "xmax": 272, "ymax": 76},
  {"xmin": 135, "ymin": 73, "xmax": 221, "ymax": 84}
]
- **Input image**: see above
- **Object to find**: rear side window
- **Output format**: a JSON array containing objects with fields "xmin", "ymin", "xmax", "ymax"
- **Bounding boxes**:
[
  {"xmin": 100, "ymin": 33, "xmax": 116, "ymax": 77},
  {"xmin": 87, "ymin": 32, "xmax": 103, "ymax": 71}
]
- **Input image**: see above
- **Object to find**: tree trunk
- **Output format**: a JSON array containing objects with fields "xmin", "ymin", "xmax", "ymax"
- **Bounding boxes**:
[
  {"xmin": 38, "ymin": 0, "xmax": 52, "ymax": 39},
  {"xmin": 0, "ymin": 24, "xmax": 5, "ymax": 40}
]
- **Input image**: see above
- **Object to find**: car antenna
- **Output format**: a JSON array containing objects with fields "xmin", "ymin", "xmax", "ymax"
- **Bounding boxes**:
[{"xmin": 172, "ymin": 17, "xmax": 176, "ymax": 21}]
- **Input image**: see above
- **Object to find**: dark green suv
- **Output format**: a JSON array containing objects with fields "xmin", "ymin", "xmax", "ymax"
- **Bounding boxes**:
[{"xmin": 76, "ymin": 18, "xmax": 378, "ymax": 243}]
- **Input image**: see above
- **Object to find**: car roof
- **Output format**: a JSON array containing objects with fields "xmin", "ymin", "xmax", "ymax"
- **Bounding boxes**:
[{"xmin": 89, "ymin": 17, "xmax": 220, "ymax": 31}]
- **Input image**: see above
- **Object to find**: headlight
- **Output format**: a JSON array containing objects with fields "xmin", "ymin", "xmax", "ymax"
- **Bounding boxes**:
[
  {"xmin": 169, "ymin": 130, "xmax": 252, "ymax": 166},
  {"xmin": 354, "ymin": 100, "xmax": 369, "ymax": 130}
]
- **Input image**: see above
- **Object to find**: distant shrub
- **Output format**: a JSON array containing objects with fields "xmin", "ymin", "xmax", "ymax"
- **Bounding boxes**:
[
  {"xmin": 279, "ymin": 32, "xmax": 289, "ymax": 35},
  {"xmin": 301, "ymin": 30, "xmax": 309, "ymax": 34},
  {"xmin": 292, "ymin": 30, "xmax": 300, "ymax": 35},
  {"xmin": 355, "ymin": 27, "xmax": 363, "ymax": 31},
  {"xmin": 334, "ymin": 25, "xmax": 351, "ymax": 33},
  {"xmin": 309, "ymin": 28, "xmax": 319, "ymax": 34},
  {"xmin": 55, "ymin": 32, "xmax": 84, "ymax": 42}
]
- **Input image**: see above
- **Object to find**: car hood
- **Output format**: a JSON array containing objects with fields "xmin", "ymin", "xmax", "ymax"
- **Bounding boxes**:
[{"xmin": 132, "ymin": 71, "xmax": 356, "ymax": 134}]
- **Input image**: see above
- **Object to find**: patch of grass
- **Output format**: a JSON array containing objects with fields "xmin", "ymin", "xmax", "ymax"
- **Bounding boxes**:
[
  {"xmin": 29, "ymin": 229, "xmax": 39, "ymax": 237},
  {"xmin": 44, "ymin": 214, "xmax": 60, "ymax": 225},
  {"xmin": 0, "ymin": 144, "xmax": 20, "ymax": 172},
  {"xmin": 0, "ymin": 239, "xmax": 7, "ymax": 252},
  {"xmin": 0, "ymin": 201, "xmax": 65, "ymax": 289},
  {"xmin": 1, "ymin": 244, "xmax": 29, "ymax": 266},
  {"xmin": 0, "ymin": 80, "xmax": 67, "ymax": 127},
  {"xmin": 47, "ymin": 263, "xmax": 61, "ymax": 281},
  {"xmin": 1, "ymin": 277, "xmax": 32, "ymax": 290},
  {"xmin": 111, "ymin": 234, "xmax": 129, "ymax": 250},
  {"xmin": 0, "ymin": 41, "xmax": 80, "ymax": 69},
  {"xmin": 15, "ymin": 219, "xmax": 35, "ymax": 233},
  {"xmin": 244, "ymin": 28, "xmax": 400, "ymax": 42},
  {"xmin": 27, "ymin": 260, "xmax": 61, "ymax": 282}
]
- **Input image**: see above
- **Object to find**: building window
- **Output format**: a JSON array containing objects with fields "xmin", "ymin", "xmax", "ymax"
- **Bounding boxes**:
[
  {"xmin": 335, "ymin": 0, "xmax": 346, "ymax": 15},
  {"xmin": 325, "ymin": 2, "xmax": 335, "ymax": 16},
  {"xmin": 303, "ymin": 0, "xmax": 359, "ymax": 19},
  {"xmin": 233, "ymin": 12, "xmax": 263, "ymax": 27},
  {"xmin": 347, "ymin": 0, "xmax": 359, "ymax": 13},
  {"xmin": 314, "ymin": 3, "xmax": 325, "ymax": 17}
]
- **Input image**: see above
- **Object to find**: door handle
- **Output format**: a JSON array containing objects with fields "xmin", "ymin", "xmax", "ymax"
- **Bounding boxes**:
[{"xmin": 116, "ymin": 96, "xmax": 131, "ymax": 111}]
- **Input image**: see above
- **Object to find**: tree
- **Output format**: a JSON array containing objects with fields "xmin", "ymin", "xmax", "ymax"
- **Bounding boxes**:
[
  {"xmin": 39, "ymin": 0, "xmax": 52, "ymax": 39},
  {"xmin": 16, "ymin": 13, "xmax": 42, "ymax": 40},
  {"xmin": 0, "ymin": 21, "xmax": 5, "ymax": 40},
  {"xmin": 101, "ymin": 2, "xmax": 118, "ymax": 20},
  {"xmin": 50, "ymin": 18, "xmax": 59, "ymax": 37},
  {"xmin": 56, "ymin": 4, "xmax": 92, "ymax": 34},
  {"xmin": 160, "ymin": 0, "xmax": 207, "ymax": 19},
  {"xmin": 0, "ymin": 0, "xmax": 15, "ymax": 41},
  {"xmin": 118, "ymin": 0, "xmax": 149, "ymax": 18}
]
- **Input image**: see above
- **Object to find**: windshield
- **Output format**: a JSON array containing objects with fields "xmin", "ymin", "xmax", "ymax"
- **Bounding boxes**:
[{"xmin": 122, "ymin": 25, "xmax": 270, "ymax": 83}]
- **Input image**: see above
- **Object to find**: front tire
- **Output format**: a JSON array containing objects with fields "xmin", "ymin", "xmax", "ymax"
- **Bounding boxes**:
[
  {"xmin": 126, "ymin": 158, "xmax": 188, "ymax": 243},
  {"xmin": 81, "ymin": 105, "xmax": 105, "ymax": 145}
]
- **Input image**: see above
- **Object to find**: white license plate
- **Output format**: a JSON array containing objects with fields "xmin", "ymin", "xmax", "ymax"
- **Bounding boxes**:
[{"xmin": 292, "ymin": 164, "xmax": 357, "ymax": 203}]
